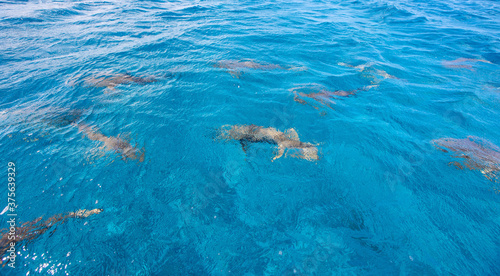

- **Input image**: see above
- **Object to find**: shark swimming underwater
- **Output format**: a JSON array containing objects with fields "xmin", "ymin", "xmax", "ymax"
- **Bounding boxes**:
[
  {"xmin": 432, "ymin": 136, "xmax": 500, "ymax": 181},
  {"xmin": 82, "ymin": 72, "xmax": 159, "ymax": 91},
  {"xmin": 1, "ymin": 106, "xmax": 145, "ymax": 163},
  {"xmin": 338, "ymin": 62, "xmax": 400, "ymax": 80},
  {"xmin": 0, "ymin": 208, "xmax": 103, "ymax": 266},
  {"xmin": 213, "ymin": 59, "xmax": 307, "ymax": 78},
  {"xmin": 74, "ymin": 122, "xmax": 145, "ymax": 162},
  {"xmin": 441, "ymin": 58, "xmax": 493, "ymax": 70},
  {"xmin": 290, "ymin": 84, "xmax": 378, "ymax": 111},
  {"xmin": 217, "ymin": 124, "xmax": 319, "ymax": 161}
]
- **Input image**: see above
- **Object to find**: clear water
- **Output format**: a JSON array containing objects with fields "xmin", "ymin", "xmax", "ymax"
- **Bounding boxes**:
[{"xmin": 0, "ymin": 0, "xmax": 499, "ymax": 275}]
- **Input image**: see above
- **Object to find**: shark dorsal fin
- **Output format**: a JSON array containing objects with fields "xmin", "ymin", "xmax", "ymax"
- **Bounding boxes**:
[{"xmin": 286, "ymin": 128, "xmax": 299, "ymax": 141}]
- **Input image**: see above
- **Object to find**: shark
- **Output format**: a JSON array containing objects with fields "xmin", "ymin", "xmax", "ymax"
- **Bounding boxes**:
[
  {"xmin": 83, "ymin": 72, "xmax": 158, "ymax": 91},
  {"xmin": 2, "ymin": 107, "xmax": 145, "ymax": 162},
  {"xmin": 0, "ymin": 208, "xmax": 103, "ymax": 266},
  {"xmin": 432, "ymin": 136, "xmax": 500, "ymax": 181},
  {"xmin": 74, "ymin": 122, "xmax": 145, "ymax": 162},
  {"xmin": 441, "ymin": 58, "xmax": 493, "ymax": 70},
  {"xmin": 290, "ymin": 84, "xmax": 378, "ymax": 111},
  {"xmin": 338, "ymin": 62, "xmax": 400, "ymax": 80},
  {"xmin": 217, "ymin": 124, "xmax": 319, "ymax": 161},
  {"xmin": 213, "ymin": 59, "xmax": 307, "ymax": 78}
]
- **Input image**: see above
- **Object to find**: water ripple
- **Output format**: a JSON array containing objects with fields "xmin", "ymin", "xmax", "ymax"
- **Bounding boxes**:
[{"xmin": 0, "ymin": 0, "xmax": 499, "ymax": 274}]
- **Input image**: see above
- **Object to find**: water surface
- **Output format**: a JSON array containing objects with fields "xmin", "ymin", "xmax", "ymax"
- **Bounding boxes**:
[{"xmin": 0, "ymin": 0, "xmax": 499, "ymax": 274}]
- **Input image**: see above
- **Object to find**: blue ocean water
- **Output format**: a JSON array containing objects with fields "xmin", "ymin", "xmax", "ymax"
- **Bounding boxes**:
[{"xmin": 0, "ymin": 0, "xmax": 499, "ymax": 274}]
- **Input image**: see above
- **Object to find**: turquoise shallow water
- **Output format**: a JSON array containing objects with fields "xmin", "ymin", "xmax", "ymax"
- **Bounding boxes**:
[{"xmin": 0, "ymin": 0, "xmax": 499, "ymax": 275}]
